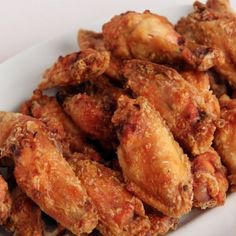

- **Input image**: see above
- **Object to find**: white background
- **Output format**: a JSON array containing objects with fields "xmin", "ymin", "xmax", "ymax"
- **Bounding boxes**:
[
  {"xmin": 1, "ymin": 0, "xmax": 236, "ymax": 63},
  {"xmin": 0, "ymin": 0, "xmax": 197, "ymax": 63}
]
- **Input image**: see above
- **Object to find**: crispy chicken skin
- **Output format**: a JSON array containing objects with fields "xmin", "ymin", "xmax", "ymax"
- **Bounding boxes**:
[
  {"xmin": 124, "ymin": 60, "xmax": 217, "ymax": 155},
  {"xmin": 78, "ymin": 30, "xmax": 123, "ymax": 80},
  {"xmin": 0, "ymin": 176, "xmax": 11, "ymax": 225},
  {"xmin": 102, "ymin": 10, "xmax": 222, "ymax": 70},
  {"xmin": 192, "ymin": 148, "xmax": 228, "ymax": 209},
  {"xmin": 180, "ymin": 70, "xmax": 220, "ymax": 118},
  {"xmin": 63, "ymin": 93, "xmax": 115, "ymax": 144},
  {"xmin": 19, "ymin": 90, "xmax": 100, "ymax": 161},
  {"xmin": 214, "ymin": 95, "xmax": 236, "ymax": 191},
  {"xmin": 38, "ymin": 48, "xmax": 110, "ymax": 89},
  {"xmin": 6, "ymin": 188, "xmax": 43, "ymax": 236},
  {"xmin": 112, "ymin": 96, "xmax": 193, "ymax": 218},
  {"xmin": 70, "ymin": 160, "xmax": 151, "ymax": 236},
  {"xmin": 176, "ymin": 0, "xmax": 236, "ymax": 87},
  {"xmin": 0, "ymin": 112, "xmax": 98, "ymax": 234}
]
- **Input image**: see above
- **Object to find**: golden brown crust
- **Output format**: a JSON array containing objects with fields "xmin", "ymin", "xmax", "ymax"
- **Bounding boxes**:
[
  {"xmin": 0, "ymin": 112, "xmax": 98, "ymax": 235},
  {"xmin": 124, "ymin": 60, "xmax": 217, "ymax": 155},
  {"xmin": 38, "ymin": 49, "xmax": 110, "ymax": 89},
  {"xmin": 214, "ymin": 95, "xmax": 236, "ymax": 191},
  {"xmin": 0, "ymin": 176, "xmax": 11, "ymax": 225},
  {"xmin": 176, "ymin": 1, "xmax": 236, "ymax": 87},
  {"xmin": 112, "ymin": 96, "xmax": 193, "ymax": 218},
  {"xmin": 6, "ymin": 188, "xmax": 43, "ymax": 236},
  {"xmin": 71, "ymin": 160, "xmax": 150, "ymax": 236},
  {"xmin": 102, "ymin": 10, "xmax": 222, "ymax": 70},
  {"xmin": 192, "ymin": 148, "xmax": 228, "ymax": 209}
]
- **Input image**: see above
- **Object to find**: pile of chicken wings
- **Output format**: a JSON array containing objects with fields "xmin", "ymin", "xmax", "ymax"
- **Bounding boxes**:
[{"xmin": 1, "ymin": 0, "xmax": 236, "ymax": 235}]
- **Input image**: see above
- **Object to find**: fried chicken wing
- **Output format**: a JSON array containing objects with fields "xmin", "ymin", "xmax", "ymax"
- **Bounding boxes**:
[
  {"xmin": 6, "ymin": 188, "xmax": 43, "ymax": 236},
  {"xmin": 176, "ymin": 0, "xmax": 236, "ymax": 87},
  {"xmin": 102, "ymin": 10, "xmax": 222, "ymax": 70},
  {"xmin": 38, "ymin": 48, "xmax": 110, "ymax": 89},
  {"xmin": 214, "ymin": 95, "xmax": 236, "ymax": 191},
  {"xmin": 78, "ymin": 29, "xmax": 123, "ymax": 80},
  {"xmin": 0, "ymin": 112, "xmax": 98, "ymax": 235},
  {"xmin": 103, "ymin": 10, "xmax": 189, "ymax": 64},
  {"xmin": 20, "ymin": 90, "xmax": 100, "ymax": 161},
  {"xmin": 0, "ymin": 176, "xmax": 11, "ymax": 225},
  {"xmin": 70, "ymin": 159, "xmax": 150, "ymax": 236},
  {"xmin": 112, "ymin": 96, "xmax": 193, "ymax": 218},
  {"xmin": 192, "ymin": 148, "xmax": 228, "ymax": 209},
  {"xmin": 124, "ymin": 60, "xmax": 217, "ymax": 155}
]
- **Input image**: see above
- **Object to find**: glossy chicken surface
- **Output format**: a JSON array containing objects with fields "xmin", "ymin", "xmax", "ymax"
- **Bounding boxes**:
[
  {"xmin": 176, "ymin": 0, "xmax": 236, "ymax": 87},
  {"xmin": 70, "ymin": 160, "xmax": 151, "ymax": 236},
  {"xmin": 0, "ymin": 112, "xmax": 98, "ymax": 235},
  {"xmin": 124, "ymin": 60, "xmax": 217, "ymax": 155},
  {"xmin": 38, "ymin": 48, "xmax": 110, "ymax": 89},
  {"xmin": 6, "ymin": 188, "xmax": 43, "ymax": 236},
  {"xmin": 0, "ymin": 176, "xmax": 11, "ymax": 225},
  {"xmin": 192, "ymin": 148, "xmax": 228, "ymax": 209},
  {"xmin": 214, "ymin": 95, "xmax": 236, "ymax": 191},
  {"xmin": 112, "ymin": 96, "xmax": 193, "ymax": 218}
]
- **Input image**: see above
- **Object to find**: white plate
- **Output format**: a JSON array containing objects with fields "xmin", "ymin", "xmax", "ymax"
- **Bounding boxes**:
[{"xmin": 1, "ymin": 1, "xmax": 236, "ymax": 235}]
